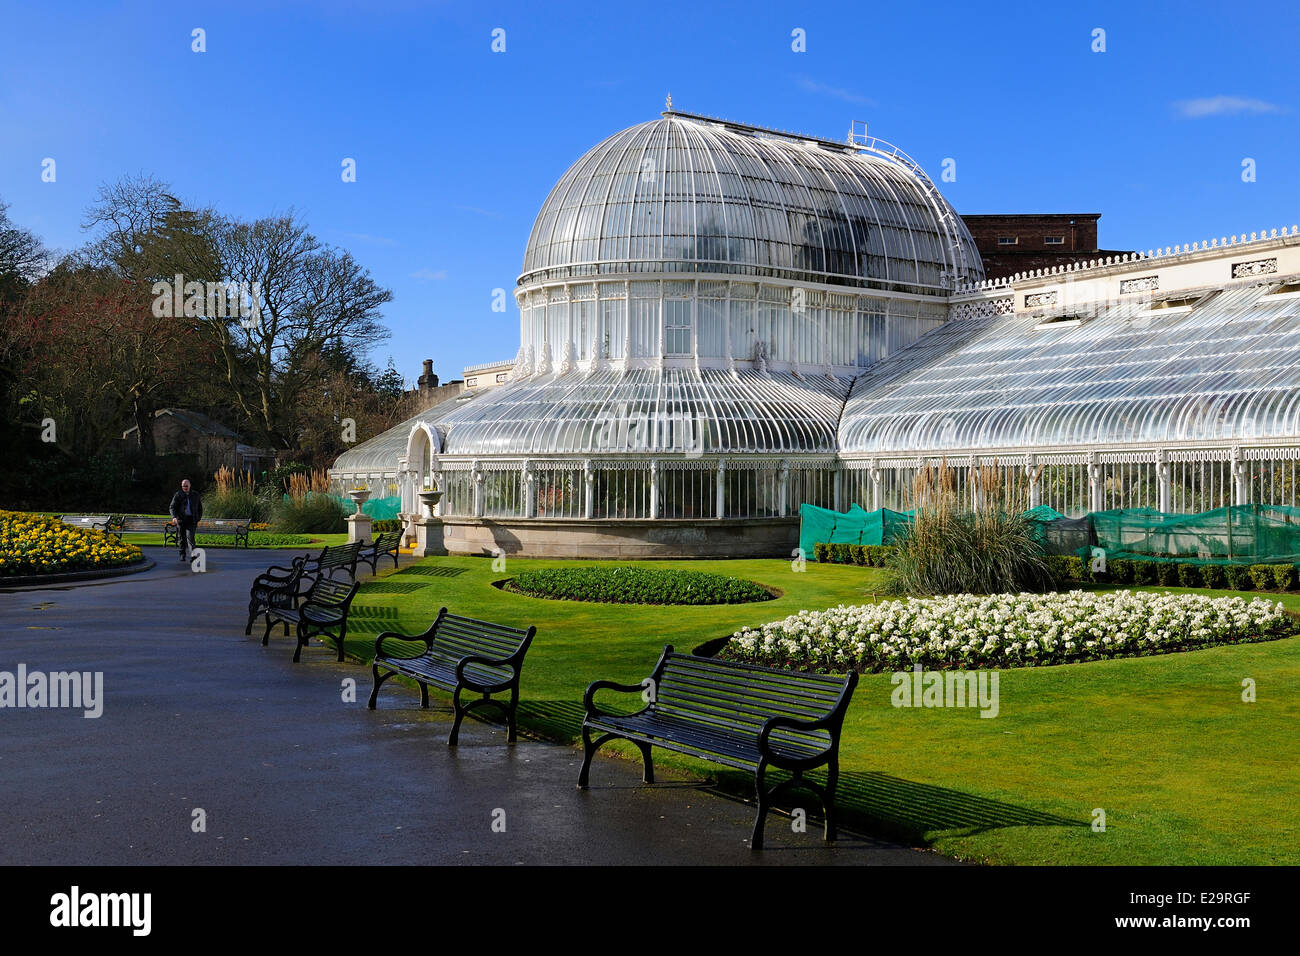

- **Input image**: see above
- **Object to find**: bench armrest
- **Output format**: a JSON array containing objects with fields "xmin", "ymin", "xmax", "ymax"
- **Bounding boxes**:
[
  {"xmin": 454, "ymin": 653, "xmax": 519, "ymax": 691},
  {"xmin": 373, "ymin": 624, "xmax": 438, "ymax": 659},
  {"xmin": 757, "ymin": 713, "xmax": 839, "ymax": 761},
  {"xmin": 582, "ymin": 679, "xmax": 651, "ymax": 720}
]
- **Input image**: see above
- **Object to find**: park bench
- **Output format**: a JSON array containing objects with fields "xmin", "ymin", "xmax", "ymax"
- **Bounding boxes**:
[
  {"xmin": 303, "ymin": 541, "xmax": 362, "ymax": 580},
  {"xmin": 60, "ymin": 515, "xmax": 167, "ymax": 540},
  {"xmin": 246, "ymin": 555, "xmax": 310, "ymax": 635},
  {"xmin": 164, "ymin": 517, "xmax": 251, "ymax": 548},
  {"xmin": 577, "ymin": 645, "xmax": 858, "ymax": 849},
  {"xmin": 368, "ymin": 607, "xmax": 536, "ymax": 745},
  {"xmin": 357, "ymin": 530, "xmax": 402, "ymax": 574},
  {"xmin": 262, "ymin": 575, "xmax": 360, "ymax": 663}
]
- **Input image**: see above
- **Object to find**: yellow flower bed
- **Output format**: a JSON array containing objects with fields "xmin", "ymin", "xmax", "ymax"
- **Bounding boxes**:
[{"xmin": 0, "ymin": 510, "xmax": 144, "ymax": 576}]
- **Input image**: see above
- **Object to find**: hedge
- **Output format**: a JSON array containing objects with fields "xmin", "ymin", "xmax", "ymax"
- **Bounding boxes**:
[
  {"xmin": 504, "ymin": 566, "xmax": 775, "ymax": 605},
  {"xmin": 1046, "ymin": 554, "xmax": 1300, "ymax": 593},
  {"xmin": 812, "ymin": 542, "xmax": 896, "ymax": 567}
]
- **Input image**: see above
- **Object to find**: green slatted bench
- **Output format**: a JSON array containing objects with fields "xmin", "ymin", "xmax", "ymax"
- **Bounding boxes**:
[
  {"xmin": 303, "ymin": 541, "xmax": 362, "ymax": 580},
  {"xmin": 368, "ymin": 607, "xmax": 536, "ymax": 745},
  {"xmin": 262, "ymin": 575, "xmax": 360, "ymax": 663},
  {"xmin": 357, "ymin": 530, "xmax": 402, "ymax": 574},
  {"xmin": 165, "ymin": 517, "xmax": 251, "ymax": 548},
  {"xmin": 578, "ymin": 645, "xmax": 858, "ymax": 849}
]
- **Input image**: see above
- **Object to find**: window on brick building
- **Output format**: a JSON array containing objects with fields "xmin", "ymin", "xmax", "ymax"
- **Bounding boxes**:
[
  {"xmin": 997, "ymin": 237, "xmax": 1018, "ymax": 246},
  {"xmin": 1045, "ymin": 236, "xmax": 1065, "ymax": 245}
]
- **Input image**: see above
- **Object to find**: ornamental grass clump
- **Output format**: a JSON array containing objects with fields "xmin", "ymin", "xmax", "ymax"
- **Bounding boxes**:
[
  {"xmin": 887, "ymin": 461, "xmax": 1054, "ymax": 596},
  {"xmin": 207, "ymin": 465, "xmax": 266, "ymax": 521}
]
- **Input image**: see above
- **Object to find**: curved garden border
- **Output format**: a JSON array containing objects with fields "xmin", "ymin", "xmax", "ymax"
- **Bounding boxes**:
[{"xmin": 0, "ymin": 557, "xmax": 156, "ymax": 589}]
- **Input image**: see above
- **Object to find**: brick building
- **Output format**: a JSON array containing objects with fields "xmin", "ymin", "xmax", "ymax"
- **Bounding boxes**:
[{"xmin": 961, "ymin": 213, "xmax": 1130, "ymax": 280}]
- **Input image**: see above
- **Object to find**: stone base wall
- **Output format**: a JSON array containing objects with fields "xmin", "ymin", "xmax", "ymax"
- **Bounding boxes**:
[{"xmin": 437, "ymin": 517, "xmax": 799, "ymax": 559}]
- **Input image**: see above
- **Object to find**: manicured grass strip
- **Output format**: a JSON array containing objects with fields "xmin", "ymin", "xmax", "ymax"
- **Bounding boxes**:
[{"xmin": 343, "ymin": 556, "xmax": 1300, "ymax": 866}]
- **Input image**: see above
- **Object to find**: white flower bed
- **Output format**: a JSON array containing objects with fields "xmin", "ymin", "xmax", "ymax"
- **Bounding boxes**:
[{"xmin": 723, "ymin": 590, "xmax": 1294, "ymax": 672}]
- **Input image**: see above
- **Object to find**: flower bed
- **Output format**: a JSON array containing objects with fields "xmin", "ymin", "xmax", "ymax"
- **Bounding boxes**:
[
  {"xmin": 721, "ymin": 590, "xmax": 1296, "ymax": 672},
  {"xmin": 195, "ymin": 532, "xmax": 314, "ymax": 547},
  {"xmin": 504, "ymin": 566, "xmax": 775, "ymax": 606},
  {"xmin": 0, "ymin": 510, "xmax": 144, "ymax": 576}
]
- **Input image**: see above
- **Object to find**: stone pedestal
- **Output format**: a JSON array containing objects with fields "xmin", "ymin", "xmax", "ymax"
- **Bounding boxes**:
[
  {"xmin": 413, "ymin": 517, "xmax": 446, "ymax": 557},
  {"xmin": 346, "ymin": 513, "xmax": 372, "ymax": 544},
  {"xmin": 412, "ymin": 489, "xmax": 445, "ymax": 557}
]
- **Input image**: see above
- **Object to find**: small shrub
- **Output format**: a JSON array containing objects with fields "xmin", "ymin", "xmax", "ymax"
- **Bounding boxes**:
[
  {"xmin": 864, "ymin": 545, "xmax": 894, "ymax": 567},
  {"xmin": 813, "ymin": 542, "xmax": 830, "ymax": 563},
  {"xmin": 1200, "ymin": 564, "xmax": 1227, "ymax": 589},
  {"xmin": 1131, "ymin": 561, "xmax": 1158, "ymax": 585},
  {"xmin": 372, "ymin": 518, "xmax": 405, "ymax": 533},
  {"xmin": 1225, "ymin": 565, "xmax": 1252, "ymax": 591},
  {"xmin": 1176, "ymin": 563, "xmax": 1203, "ymax": 588},
  {"xmin": 1154, "ymin": 562, "xmax": 1179, "ymax": 586},
  {"xmin": 1249, "ymin": 564, "xmax": 1276, "ymax": 592},
  {"xmin": 1274, "ymin": 564, "xmax": 1300, "ymax": 592},
  {"xmin": 196, "ymin": 531, "xmax": 313, "ymax": 547},
  {"xmin": 831, "ymin": 543, "xmax": 853, "ymax": 565},
  {"xmin": 1107, "ymin": 559, "xmax": 1132, "ymax": 584}
]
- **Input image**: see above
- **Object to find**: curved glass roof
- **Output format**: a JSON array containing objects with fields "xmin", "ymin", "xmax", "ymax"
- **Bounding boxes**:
[
  {"xmin": 435, "ymin": 367, "xmax": 849, "ymax": 457},
  {"xmin": 331, "ymin": 394, "xmax": 474, "ymax": 476},
  {"xmin": 839, "ymin": 280, "xmax": 1300, "ymax": 453},
  {"xmin": 520, "ymin": 113, "xmax": 983, "ymax": 295}
]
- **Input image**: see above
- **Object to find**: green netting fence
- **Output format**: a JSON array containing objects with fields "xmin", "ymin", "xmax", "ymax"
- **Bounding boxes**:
[
  {"xmin": 797, "ymin": 504, "xmax": 914, "ymax": 557},
  {"xmin": 324, "ymin": 494, "xmax": 402, "ymax": 520},
  {"xmin": 800, "ymin": 502, "xmax": 1300, "ymax": 565},
  {"xmin": 1089, "ymin": 505, "xmax": 1300, "ymax": 565}
]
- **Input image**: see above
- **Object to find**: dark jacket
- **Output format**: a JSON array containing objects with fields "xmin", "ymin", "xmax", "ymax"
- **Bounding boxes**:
[{"xmin": 169, "ymin": 490, "xmax": 203, "ymax": 523}]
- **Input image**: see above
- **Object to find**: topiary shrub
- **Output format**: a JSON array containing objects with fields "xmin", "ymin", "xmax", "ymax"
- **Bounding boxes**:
[
  {"xmin": 1155, "ymin": 562, "xmax": 1180, "ymax": 586},
  {"xmin": 372, "ymin": 518, "xmax": 405, "ymax": 533},
  {"xmin": 1131, "ymin": 560, "xmax": 1158, "ymax": 585},
  {"xmin": 1109, "ymin": 559, "xmax": 1134, "ymax": 585},
  {"xmin": 1249, "ymin": 564, "xmax": 1276, "ymax": 592},
  {"xmin": 831, "ymin": 543, "xmax": 853, "ymax": 565},
  {"xmin": 852, "ymin": 544, "xmax": 869, "ymax": 566},
  {"xmin": 1225, "ymin": 565, "xmax": 1252, "ymax": 591},
  {"xmin": 813, "ymin": 542, "xmax": 831, "ymax": 563},
  {"xmin": 1176, "ymin": 563, "xmax": 1203, "ymax": 588},
  {"xmin": 1201, "ymin": 564, "xmax": 1227, "ymax": 589},
  {"xmin": 1278, "ymin": 564, "xmax": 1300, "ymax": 592}
]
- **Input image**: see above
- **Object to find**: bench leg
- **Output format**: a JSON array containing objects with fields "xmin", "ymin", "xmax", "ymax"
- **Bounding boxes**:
[
  {"xmin": 335, "ymin": 626, "xmax": 347, "ymax": 663},
  {"xmin": 245, "ymin": 603, "xmax": 257, "ymax": 635},
  {"xmin": 292, "ymin": 623, "xmax": 307, "ymax": 663},
  {"xmin": 419, "ymin": 682, "xmax": 429, "ymax": 708},
  {"xmin": 751, "ymin": 759, "xmax": 771, "ymax": 850},
  {"xmin": 577, "ymin": 728, "xmax": 617, "ymax": 789},
  {"xmin": 636, "ymin": 741, "xmax": 655, "ymax": 783},
  {"xmin": 262, "ymin": 616, "xmax": 275, "ymax": 647},
  {"xmin": 368, "ymin": 665, "xmax": 394, "ymax": 709},
  {"xmin": 505, "ymin": 686, "xmax": 519, "ymax": 743},
  {"xmin": 448, "ymin": 685, "xmax": 466, "ymax": 745},
  {"xmin": 823, "ymin": 756, "xmax": 839, "ymax": 843}
]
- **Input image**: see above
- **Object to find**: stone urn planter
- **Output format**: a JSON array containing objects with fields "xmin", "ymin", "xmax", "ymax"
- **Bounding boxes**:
[{"xmin": 346, "ymin": 488, "xmax": 372, "ymax": 543}]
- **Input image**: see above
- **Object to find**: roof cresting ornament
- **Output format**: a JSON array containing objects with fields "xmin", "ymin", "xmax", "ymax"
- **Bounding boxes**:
[{"xmin": 665, "ymin": 93, "xmax": 672, "ymax": 111}]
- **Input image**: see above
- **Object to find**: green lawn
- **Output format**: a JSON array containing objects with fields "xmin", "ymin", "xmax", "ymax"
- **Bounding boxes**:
[
  {"xmin": 127, "ymin": 531, "xmax": 351, "ymax": 548},
  {"xmin": 337, "ymin": 555, "xmax": 1300, "ymax": 865}
]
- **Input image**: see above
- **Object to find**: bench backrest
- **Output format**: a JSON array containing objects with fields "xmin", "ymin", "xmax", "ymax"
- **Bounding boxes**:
[
  {"xmin": 651, "ymin": 648, "xmax": 856, "ymax": 744},
  {"xmin": 316, "ymin": 541, "xmax": 362, "ymax": 566},
  {"xmin": 308, "ymin": 577, "xmax": 359, "ymax": 607},
  {"xmin": 369, "ymin": 530, "xmax": 401, "ymax": 551},
  {"xmin": 428, "ymin": 607, "xmax": 534, "ymax": 662}
]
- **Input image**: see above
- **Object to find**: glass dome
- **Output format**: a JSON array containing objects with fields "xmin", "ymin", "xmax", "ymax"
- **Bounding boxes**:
[{"xmin": 519, "ymin": 112, "xmax": 983, "ymax": 296}]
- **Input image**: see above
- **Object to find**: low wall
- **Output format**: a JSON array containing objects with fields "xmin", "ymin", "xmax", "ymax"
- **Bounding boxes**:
[{"xmin": 436, "ymin": 517, "xmax": 799, "ymax": 559}]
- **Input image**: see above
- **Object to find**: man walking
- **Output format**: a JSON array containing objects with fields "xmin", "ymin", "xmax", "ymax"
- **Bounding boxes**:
[{"xmin": 169, "ymin": 479, "xmax": 203, "ymax": 562}]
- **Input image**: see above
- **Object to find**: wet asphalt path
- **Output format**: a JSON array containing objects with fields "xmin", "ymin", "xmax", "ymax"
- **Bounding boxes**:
[{"xmin": 0, "ymin": 547, "xmax": 949, "ymax": 865}]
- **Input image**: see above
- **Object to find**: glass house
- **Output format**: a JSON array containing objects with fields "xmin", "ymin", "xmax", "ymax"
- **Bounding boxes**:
[{"xmin": 331, "ymin": 109, "xmax": 1300, "ymax": 556}]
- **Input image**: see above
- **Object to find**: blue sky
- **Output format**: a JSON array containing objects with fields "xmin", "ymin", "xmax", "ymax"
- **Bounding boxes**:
[{"xmin": 2, "ymin": 0, "xmax": 1296, "ymax": 383}]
